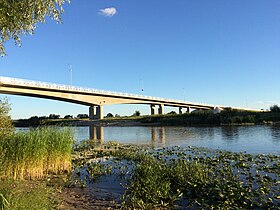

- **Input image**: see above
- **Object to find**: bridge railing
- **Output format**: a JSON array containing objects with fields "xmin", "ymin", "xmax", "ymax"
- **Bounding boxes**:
[{"xmin": 0, "ymin": 76, "xmax": 220, "ymax": 108}]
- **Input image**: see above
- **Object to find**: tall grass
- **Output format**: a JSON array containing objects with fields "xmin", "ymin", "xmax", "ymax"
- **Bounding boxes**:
[{"xmin": 0, "ymin": 127, "xmax": 74, "ymax": 180}]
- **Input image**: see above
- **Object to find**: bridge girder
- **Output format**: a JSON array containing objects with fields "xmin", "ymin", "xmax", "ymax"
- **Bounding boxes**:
[{"xmin": 0, "ymin": 85, "xmax": 181, "ymax": 107}]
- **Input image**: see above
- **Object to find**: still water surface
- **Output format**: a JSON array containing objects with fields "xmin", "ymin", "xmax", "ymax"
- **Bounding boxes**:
[
  {"xmin": 17, "ymin": 125, "xmax": 280, "ymax": 154},
  {"xmin": 78, "ymin": 125, "xmax": 280, "ymax": 154}
]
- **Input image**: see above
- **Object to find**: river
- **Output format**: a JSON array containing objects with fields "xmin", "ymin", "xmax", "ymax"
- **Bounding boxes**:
[{"xmin": 16, "ymin": 125, "xmax": 280, "ymax": 154}]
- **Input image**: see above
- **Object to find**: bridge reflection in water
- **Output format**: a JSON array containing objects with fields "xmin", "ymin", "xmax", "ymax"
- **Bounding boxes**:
[
  {"xmin": 89, "ymin": 125, "xmax": 104, "ymax": 144},
  {"xmin": 151, "ymin": 127, "xmax": 166, "ymax": 145},
  {"xmin": 88, "ymin": 126, "xmax": 166, "ymax": 146}
]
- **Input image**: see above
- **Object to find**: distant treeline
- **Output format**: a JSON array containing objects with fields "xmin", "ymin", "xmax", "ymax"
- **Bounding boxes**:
[
  {"xmin": 136, "ymin": 109, "xmax": 280, "ymax": 126},
  {"xmin": 14, "ymin": 105, "xmax": 280, "ymax": 127},
  {"xmin": 14, "ymin": 113, "xmax": 89, "ymax": 127}
]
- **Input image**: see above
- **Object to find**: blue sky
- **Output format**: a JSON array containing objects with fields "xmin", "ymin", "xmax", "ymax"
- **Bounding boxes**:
[{"xmin": 1, "ymin": 0, "xmax": 280, "ymax": 119}]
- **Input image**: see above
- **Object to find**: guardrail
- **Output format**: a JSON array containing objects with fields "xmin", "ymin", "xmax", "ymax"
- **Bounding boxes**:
[{"xmin": 0, "ymin": 76, "xmax": 221, "ymax": 108}]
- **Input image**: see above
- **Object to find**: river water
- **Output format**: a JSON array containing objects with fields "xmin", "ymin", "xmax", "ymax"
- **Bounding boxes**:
[{"xmin": 17, "ymin": 125, "xmax": 280, "ymax": 154}]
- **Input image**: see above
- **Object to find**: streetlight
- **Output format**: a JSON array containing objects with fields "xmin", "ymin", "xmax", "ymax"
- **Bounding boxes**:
[
  {"xmin": 141, "ymin": 79, "xmax": 144, "ymax": 93},
  {"xmin": 69, "ymin": 64, "xmax": 72, "ymax": 86}
]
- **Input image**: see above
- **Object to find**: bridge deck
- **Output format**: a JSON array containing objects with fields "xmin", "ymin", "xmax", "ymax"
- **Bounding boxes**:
[{"xmin": 0, "ymin": 76, "xmax": 262, "ymax": 112}]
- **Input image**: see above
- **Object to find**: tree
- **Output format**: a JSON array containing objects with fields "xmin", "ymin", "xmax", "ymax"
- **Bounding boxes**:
[
  {"xmin": 105, "ymin": 113, "xmax": 114, "ymax": 118},
  {"xmin": 167, "ymin": 111, "xmax": 177, "ymax": 115},
  {"xmin": 77, "ymin": 114, "xmax": 89, "ymax": 119},
  {"xmin": 0, "ymin": 0, "xmax": 70, "ymax": 56},
  {"xmin": 64, "ymin": 115, "xmax": 73, "ymax": 119},
  {"xmin": 49, "ymin": 114, "xmax": 60, "ymax": 119},
  {"xmin": 133, "ymin": 110, "xmax": 141, "ymax": 117},
  {"xmin": 270, "ymin": 104, "xmax": 280, "ymax": 113},
  {"xmin": 0, "ymin": 98, "xmax": 14, "ymax": 139}
]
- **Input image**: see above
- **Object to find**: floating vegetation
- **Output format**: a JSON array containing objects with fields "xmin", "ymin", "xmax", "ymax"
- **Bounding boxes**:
[
  {"xmin": 120, "ymin": 146, "xmax": 280, "ymax": 209},
  {"xmin": 0, "ymin": 127, "xmax": 74, "ymax": 180},
  {"xmin": 72, "ymin": 141, "xmax": 280, "ymax": 209}
]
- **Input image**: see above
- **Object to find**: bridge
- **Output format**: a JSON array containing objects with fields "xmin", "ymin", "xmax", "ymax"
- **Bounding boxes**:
[{"xmin": 0, "ymin": 76, "xmax": 261, "ymax": 119}]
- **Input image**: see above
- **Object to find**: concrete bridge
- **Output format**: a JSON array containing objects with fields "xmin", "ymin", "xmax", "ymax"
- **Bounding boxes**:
[{"xmin": 0, "ymin": 76, "xmax": 261, "ymax": 119}]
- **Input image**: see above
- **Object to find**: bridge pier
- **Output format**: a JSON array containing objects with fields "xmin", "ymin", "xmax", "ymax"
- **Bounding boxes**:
[
  {"xmin": 179, "ymin": 107, "xmax": 183, "ymax": 114},
  {"xmin": 178, "ymin": 107, "xmax": 191, "ymax": 114},
  {"xmin": 150, "ymin": 105, "xmax": 156, "ymax": 115},
  {"xmin": 158, "ymin": 104, "xmax": 164, "ymax": 115},
  {"xmin": 151, "ymin": 104, "xmax": 164, "ymax": 115},
  {"xmin": 89, "ymin": 105, "xmax": 104, "ymax": 120}
]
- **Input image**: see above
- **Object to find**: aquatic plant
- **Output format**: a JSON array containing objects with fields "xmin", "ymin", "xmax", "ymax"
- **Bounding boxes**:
[
  {"xmin": 122, "ymin": 155, "xmax": 182, "ymax": 209},
  {"xmin": 70, "ymin": 141, "xmax": 279, "ymax": 209},
  {"xmin": 116, "ymin": 146, "xmax": 280, "ymax": 209},
  {"xmin": 0, "ymin": 127, "xmax": 74, "ymax": 179}
]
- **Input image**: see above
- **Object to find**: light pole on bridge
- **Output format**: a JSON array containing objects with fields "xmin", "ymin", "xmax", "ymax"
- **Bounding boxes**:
[
  {"xmin": 69, "ymin": 64, "xmax": 72, "ymax": 86},
  {"xmin": 141, "ymin": 79, "xmax": 144, "ymax": 93}
]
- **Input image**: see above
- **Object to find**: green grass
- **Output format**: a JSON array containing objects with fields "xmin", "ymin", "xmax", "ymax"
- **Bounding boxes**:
[
  {"xmin": 0, "ymin": 126, "xmax": 74, "ymax": 179},
  {"xmin": 0, "ymin": 179, "xmax": 58, "ymax": 210}
]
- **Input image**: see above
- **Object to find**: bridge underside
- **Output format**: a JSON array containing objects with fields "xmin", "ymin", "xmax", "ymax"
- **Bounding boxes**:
[{"xmin": 0, "ymin": 84, "xmax": 215, "ymax": 120}]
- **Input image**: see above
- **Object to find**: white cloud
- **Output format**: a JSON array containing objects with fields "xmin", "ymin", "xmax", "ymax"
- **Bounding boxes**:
[{"xmin": 99, "ymin": 7, "xmax": 117, "ymax": 17}]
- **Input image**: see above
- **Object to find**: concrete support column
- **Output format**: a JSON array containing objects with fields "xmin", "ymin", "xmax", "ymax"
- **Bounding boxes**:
[
  {"xmin": 89, "ymin": 105, "xmax": 103, "ymax": 120},
  {"xmin": 186, "ymin": 107, "xmax": 190, "ymax": 113},
  {"xmin": 96, "ymin": 105, "xmax": 104, "ymax": 120},
  {"xmin": 150, "ymin": 104, "xmax": 156, "ymax": 115},
  {"xmin": 179, "ymin": 107, "xmax": 183, "ymax": 114},
  {"xmin": 158, "ymin": 104, "xmax": 164, "ymax": 115},
  {"xmin": 89, "ymin": 106, "xmax": 95, "ymax": 120}
]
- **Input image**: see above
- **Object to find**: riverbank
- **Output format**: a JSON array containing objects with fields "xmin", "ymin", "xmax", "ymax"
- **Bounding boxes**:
[
  {"xmin": 1, "ymin": 128, "xmax": 279, "ymax": 209},
  {"xmin": 67, "ymin": 142, "xmax": 280, "ymax": 209},
  {"xmin": 14, "ymin": 110, "xmax": 280, "ymax": 127}
]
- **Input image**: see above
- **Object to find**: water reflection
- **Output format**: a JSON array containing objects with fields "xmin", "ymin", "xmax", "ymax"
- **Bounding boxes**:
[
  {"xmin": 151, "ymin": 127, "xmax": 166, "ymax": 146},
  {"xmin": 270, "ymin": 126, "xmax": 280, "ymax": 142},
  {"xmin": 89, "ymin": 125, "xmax": 104, "ymax": 144},
  {"xmin": 151, "ymin": 127, "xmax": 156, "ymax": 145},
  {"xmin": 159, "ymin": 127, "xmax": 166, "ymax": 144},
  {"xmin": 89, "ymin": 126, "xmax": 168, "ymax": 146},
  {"xmin": 221, "ymin": 126, "xmax": 239, "ymax": 141},
  {"xmin": 16, "ymin": 125, "xmax": 280, "ymax": 154}
]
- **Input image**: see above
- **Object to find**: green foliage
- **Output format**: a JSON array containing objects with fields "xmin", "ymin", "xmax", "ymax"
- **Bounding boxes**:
[
  {"xmin": 167, "ymin": 111, "xmax": 177, "ymax": 115},
  {"xmin": 0, "ymin": 193, "xmax": 9, "ymax": 210},
  {"xmin": 77, "ymin": 113, "xmax": 89, "ymax": 119},
  {"xmin": 122, "ymin": 156, "xmax": 182, "ymax": 209},
  {"xmin": 105, "ymin": 113, "xmax": 114, "ymax": 118},
  {"xmin": 0, "ymin": 127, "xmax": 74, "ymax": 179},
  {"xmin": 116, "ymin": 146, "xmax": 279, "ymax": 209},
  {"xmin": 0, "ymin": 0, "xmax": 70, "ymax": 56},
  {"xmin": 64, "ymin": 114, "xmax": 73, "ymax": 119},
  {"xmin": 132, "ymin": 110, "xmax": 141, "ymax": 117},
  {"xmin": 49, "ymin": 113, "xmax": 60, "ymax": 119},
  {"xmin": 0, "ymin": 98, "xmax": 14, "ymax": 139},
  {"xmin": 270, "ymin": 104, "xmax": 280, "ymax": 113},
  {"xmin": 0, "ymin": 179, "xmax": 58, "ymax": 210}
]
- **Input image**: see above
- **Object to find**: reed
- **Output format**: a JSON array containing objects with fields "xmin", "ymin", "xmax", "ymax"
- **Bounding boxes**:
[{"xmin": 0, "ymin": 127, "xmax": 74, "ymax": 180}]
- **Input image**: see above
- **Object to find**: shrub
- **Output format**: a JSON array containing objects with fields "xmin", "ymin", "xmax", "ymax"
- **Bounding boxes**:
[{"xmin": 270, "ymin": 104, "xmax": 280, "ymax": 112}]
